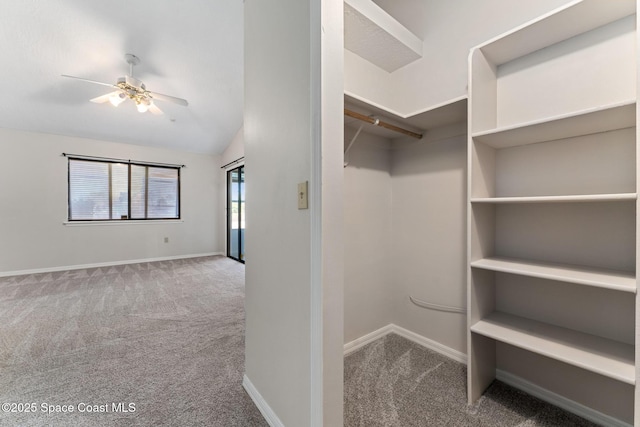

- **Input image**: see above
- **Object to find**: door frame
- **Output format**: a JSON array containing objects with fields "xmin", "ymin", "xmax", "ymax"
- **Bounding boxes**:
[{"xmin": 226, "ymin": 164, "xmax": 245, "ymax": 263}]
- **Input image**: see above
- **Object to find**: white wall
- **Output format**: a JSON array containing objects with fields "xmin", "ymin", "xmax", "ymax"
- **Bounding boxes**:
[
  {"xmin": 346, "ymin": 0, "xmax": 574, "ymax": 113},
  {"xmin": 221, "ymin": 127, "xmax": 245, "ymax": 166},
  {"xmin": 0, "ymin": 128, "xmax": 221, "ymax": 274},
  {"xmin": 344, "ymin": 49, "xmax": 394, "ymax": 111},
  {"xmin": 244, "ymin": 0, "xmax": 343, "ymax": 425},
  {"xmin": 343, "ymin": 131, "xmax": 393, "ymax": 343},
  {"xmin": 244, "ymin": 0, "xmax": 313, "ymax": 421},
  {"xmin": 319, "ymin": 0, "xmax": 345, "ymax": 423},
  {"xmin": 343, "ymin": 127, "xmax": 467, "ymax": 354},
  {"xmin": 390, "ymin": 134, "xmax": 467, "ymax": 353},
  {"xmin": 219, "ymin": 127, "xmax": 245, "ymax": 255}
]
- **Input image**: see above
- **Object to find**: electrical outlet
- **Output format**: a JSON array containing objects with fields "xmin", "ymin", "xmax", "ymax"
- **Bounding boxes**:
[
  {"xmin": 298, "ymin": 181, "xmax": 308, "ymax": 209},
  {"xmin": 164, "ymin": 237, "xmax": 169, "ymax": 243}
]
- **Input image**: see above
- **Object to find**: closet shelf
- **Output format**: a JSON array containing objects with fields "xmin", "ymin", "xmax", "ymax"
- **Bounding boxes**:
[
  {"xmin": 470, "ymin": 312, "xmax": 635, "ymax": 385},
  {"xmin": 471, "ymin": 257, "xmax": 636, "ymax": 293},
  {"xmin": 472, "ymin": 100, "xmax": 636, "ymax": 149},
  {"xmin": 344, "ymin": 0, "xmax": 422, "ymax": 72},
  {"xmin": 344, "ymin": 94, "xmax": 467, "ymax": 141},
  {"xmin": 478, "ymin": 0, "xmax": 636, "ymax": 65},
  {"xmin": 470, "ymin": 193, "xmax": 637, "ymax": 204}
]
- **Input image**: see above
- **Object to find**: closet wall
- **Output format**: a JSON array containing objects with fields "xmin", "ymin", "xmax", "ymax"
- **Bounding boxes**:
[
  {"xmin": 344, "ymin": 130, "xmax": 393, "ymax": 343},
  {"xmin": 390, "ymin": 134, "xmax": 467, "ymax": 352},
  {"xmin": 344, "ymin": 121, "xmax": 467, "ymax": 353}
]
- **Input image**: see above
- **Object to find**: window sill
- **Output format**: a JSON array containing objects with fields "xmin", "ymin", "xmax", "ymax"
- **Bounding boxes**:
[{"xmin": 63, "ymin": 220, "xmax": 184, "ymax": 227}]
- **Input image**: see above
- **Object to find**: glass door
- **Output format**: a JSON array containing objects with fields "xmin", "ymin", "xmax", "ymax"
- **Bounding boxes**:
[{"xmin": 227, "ymin": 165, "xmax": 245, "ymax": 263}]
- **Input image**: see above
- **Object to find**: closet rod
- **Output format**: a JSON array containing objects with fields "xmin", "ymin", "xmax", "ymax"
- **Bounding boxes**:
[{"xmin": 344, "ymin": 109, "xmax": 423, "ymax": 139}]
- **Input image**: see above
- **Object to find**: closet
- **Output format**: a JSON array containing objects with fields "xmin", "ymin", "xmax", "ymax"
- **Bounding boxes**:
[
  {"xmin": 342, "ymin": 0, "xmax": 468, "ymax": 359},
  {"xmin": 344, "ymin": 0, "xmax": 638, "ymax": 425},
  {"xmin": 343, "ymin": 94, "xmax": 468, "ymax": 351}
]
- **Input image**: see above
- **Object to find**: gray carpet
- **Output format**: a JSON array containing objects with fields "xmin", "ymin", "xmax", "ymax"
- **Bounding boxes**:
[
  {"xmin": 344, "ymin": 333, "xmax": 600, "ymax": 427},
  {"xmin": 0, "ymin": 256, "xmax": 267, "ymax": 427},
  {"xmin": 1, "ymin": 256, "xmax": 603, "ymax": 427}
]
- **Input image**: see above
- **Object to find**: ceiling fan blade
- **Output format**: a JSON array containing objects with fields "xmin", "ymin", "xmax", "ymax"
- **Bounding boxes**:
[
  {"xmin": 90, "ymin": 91, "xmax": 122, "ymax": 104},
  {"xmin": 62, "ymin": 74, "xmax": 117, "ymax": 89},
  {"xmin": 148, "ymin": 91, "xmax": 189, "ymax": 106},
  {"xmin": 148, "ymin": 103, "xmax": 164, "ymax": 115}
]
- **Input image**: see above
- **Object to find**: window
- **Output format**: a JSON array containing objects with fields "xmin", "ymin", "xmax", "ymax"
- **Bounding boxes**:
[{"xmin": 68, "ymin": 158, "xmax": 180, "ymax": 221}]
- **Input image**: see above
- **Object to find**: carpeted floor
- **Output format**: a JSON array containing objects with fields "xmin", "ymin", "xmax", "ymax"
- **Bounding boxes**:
[
  {"xmin": 0, "ymin": 256, "xmax": 267, "ymax": 427},
  {"xmin": 344, "ymin": 333, "xmax": 599, "ymax": 427},
  {"xmin": 1, "ymin": 256, "xmax": 604, "ymax": 427}
]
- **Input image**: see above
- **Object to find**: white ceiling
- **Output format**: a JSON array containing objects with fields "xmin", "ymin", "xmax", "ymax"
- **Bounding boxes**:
[{"xmin": 0, "ymin": 0, "xmax": 244, "ymax": 154}]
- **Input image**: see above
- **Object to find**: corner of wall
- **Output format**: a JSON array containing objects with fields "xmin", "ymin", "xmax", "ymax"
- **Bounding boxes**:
[{"xmin": 242, "ymin": 375, "xmax": 285, "ymax": 427}]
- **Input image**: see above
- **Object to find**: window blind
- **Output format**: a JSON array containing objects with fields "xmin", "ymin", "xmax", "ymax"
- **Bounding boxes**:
[{"xmin": 68, "ymin": 158, "xmax": 180, "ymax": 221}]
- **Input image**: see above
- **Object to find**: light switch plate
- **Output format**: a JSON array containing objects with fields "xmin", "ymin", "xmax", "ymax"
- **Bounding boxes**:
[{"xmin": 298, "ymin": 181, "xmax": 308, "ymax": 209}]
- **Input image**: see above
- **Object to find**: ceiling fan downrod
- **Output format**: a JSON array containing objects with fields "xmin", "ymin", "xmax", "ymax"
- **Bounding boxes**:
[{"xmin": 125, "ymin": 53, "xmax": 140, "ymax": 77}]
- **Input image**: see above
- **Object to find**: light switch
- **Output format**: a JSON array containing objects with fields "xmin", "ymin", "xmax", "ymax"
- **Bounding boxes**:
[{"xmin": 298, "ymin": 181, "xmax": 308, "ymax": 209}]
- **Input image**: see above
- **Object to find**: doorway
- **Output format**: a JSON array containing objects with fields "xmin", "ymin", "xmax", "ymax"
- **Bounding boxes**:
[{"xmin": 227, "ymin": 165, "xmax": 245, "ymax": 263}]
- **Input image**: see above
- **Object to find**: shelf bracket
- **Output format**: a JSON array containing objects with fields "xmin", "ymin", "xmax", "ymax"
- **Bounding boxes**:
[{"xmin": 344, "ymin": 124, "xmax": 364, "ymax": 167}]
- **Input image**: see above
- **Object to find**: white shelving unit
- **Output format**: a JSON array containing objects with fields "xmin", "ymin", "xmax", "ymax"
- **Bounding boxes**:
[{"xmin": 467, "ymin": 0, "xmax": 638, "ymax": 424}]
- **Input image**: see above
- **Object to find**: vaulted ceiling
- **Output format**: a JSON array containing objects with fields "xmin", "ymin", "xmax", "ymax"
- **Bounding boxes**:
[{"xmin": 0, "ymin": 0, "xmax": 244, "ymax": 154}]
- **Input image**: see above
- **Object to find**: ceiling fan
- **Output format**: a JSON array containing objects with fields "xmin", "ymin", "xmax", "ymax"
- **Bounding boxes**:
[{"xmin": 62, "ymin": 54, "xmax": 188, "ymax": 115}]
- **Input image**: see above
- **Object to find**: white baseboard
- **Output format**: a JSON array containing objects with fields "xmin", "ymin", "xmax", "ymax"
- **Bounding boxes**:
[
  {"xmin": 242, "ymin": 374, "xmax": 285, "ymax": 427},
  {"xmin": 391, "ymin": 324, "xmax": 467, "ymax": 364},
  {"xmin": 343, "ymin": 323, "xmax": 467, "ymax": 364},
  {"xmin": 0, "ymin": 252, "xmax": 224, "ymax": 277},
  {"xmin": 496, "ymin": 370, "xmax": 631, "ymax": 427},
  {"xmin": 343, "ymin": 324, "xmax": 394, "ymax": 355},
  {"xmin": 345, "ymin": 325, "xmax": 627, "ymax": 427}
]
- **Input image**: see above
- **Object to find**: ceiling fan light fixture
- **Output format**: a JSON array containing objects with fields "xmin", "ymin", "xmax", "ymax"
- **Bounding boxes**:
[
  {"xmin": 109, "ymin": 92, "xmax": 126, "ymax": 107},
  {"xmin": 136, "ymin": 100, "xmax": 149, "ymax": 113}
]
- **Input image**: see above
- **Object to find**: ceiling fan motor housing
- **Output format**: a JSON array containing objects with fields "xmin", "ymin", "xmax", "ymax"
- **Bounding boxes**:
[
  {"xmin": 119, "ymin": 76, "xmax": 145, "ymax": 91},
  {"xmin": 116, "ymin": 76, "xmax": 150, "ymax": 103}
]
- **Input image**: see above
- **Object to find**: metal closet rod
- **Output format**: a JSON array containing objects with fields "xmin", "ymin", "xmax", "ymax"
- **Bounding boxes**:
[{"xmin": 344, "ymin": 109, "xmax": 423, "ymax": 139}]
